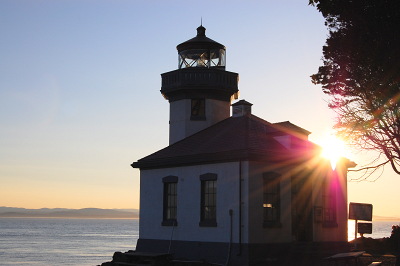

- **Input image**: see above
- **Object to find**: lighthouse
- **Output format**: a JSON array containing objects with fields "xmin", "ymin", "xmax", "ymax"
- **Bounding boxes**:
[
  {"xmin": 161, "ymin": 25, "xmax": 239, "ymax": 144},
  {"xmin": 131, "ymin": 25, "xmax": 353, "ymax": 266}
]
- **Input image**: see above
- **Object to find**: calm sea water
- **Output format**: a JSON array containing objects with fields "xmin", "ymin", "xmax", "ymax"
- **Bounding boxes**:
[
  {"xmin": 0, "ymin": 218, "xmax": 138, "ymax": 266},
  {"xmin": 0, "ymin": 218, "xmax": 399, "ymax": 266},
  {"xmin": 348, "ymin": 220, "xmax": 400, "ymax": 240}
]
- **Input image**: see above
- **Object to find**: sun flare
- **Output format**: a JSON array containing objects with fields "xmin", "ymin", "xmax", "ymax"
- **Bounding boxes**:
[{"xmin": 317, "ymin": 135, "xmax": 347, "ymax": 169}]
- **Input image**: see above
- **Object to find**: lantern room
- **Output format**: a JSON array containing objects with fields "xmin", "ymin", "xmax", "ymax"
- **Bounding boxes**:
[
  {"xmin": 160, "ymin": 25, "xmax": 238, "ymax": 144},
  {"xmin": 177, "ymin": 25, "xmax": 226, "ymax": 69}
]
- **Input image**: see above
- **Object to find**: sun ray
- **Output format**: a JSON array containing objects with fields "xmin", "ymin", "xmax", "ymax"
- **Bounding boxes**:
[{"xmin": 316, "ymin": 134, "xmax": 347, "ymax": 170}]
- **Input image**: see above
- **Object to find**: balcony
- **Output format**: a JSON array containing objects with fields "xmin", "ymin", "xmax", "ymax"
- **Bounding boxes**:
[{"xmin": 161, "ymin": 68, "xmax": 238, "ymax": 102}]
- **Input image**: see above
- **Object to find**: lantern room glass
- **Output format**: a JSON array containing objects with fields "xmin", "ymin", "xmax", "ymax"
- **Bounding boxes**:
[{"xmin": 179, "ymin": 49, "xmax": 225, "ymax": 69}]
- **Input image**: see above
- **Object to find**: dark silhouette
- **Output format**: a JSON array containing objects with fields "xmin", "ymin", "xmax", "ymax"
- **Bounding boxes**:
[
  {"xmin": 310, "ymin": 0, "xmax": 400, "ymax": 177},
  {"xmin": 391, "ymin": 225, "xmax": 400, "ymax": 266}
]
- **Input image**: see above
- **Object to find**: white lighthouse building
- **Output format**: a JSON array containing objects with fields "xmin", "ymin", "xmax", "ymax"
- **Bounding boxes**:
[{"xmin": 131, "ymin": 26, "xmax": 354, "ymax": 266}]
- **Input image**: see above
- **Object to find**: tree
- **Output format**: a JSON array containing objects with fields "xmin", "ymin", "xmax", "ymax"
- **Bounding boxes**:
[{"xmin": 310, "ymin": 0, "xmax": 400, "ymax": 176}]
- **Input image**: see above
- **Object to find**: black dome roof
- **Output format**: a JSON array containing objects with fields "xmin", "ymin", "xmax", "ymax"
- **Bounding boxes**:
[{"xmin": 177, "ymin": 26, "xmax": 225, "ymax": 51}]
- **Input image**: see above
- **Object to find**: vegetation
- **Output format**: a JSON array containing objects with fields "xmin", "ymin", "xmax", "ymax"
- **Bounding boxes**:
[{"xmin": 309, "ymin": 0, "xmax": 400, "ymax": 177}]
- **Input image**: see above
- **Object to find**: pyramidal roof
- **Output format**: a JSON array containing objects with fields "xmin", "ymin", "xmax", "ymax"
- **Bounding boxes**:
[
  {"xmin": 176, "ymin": 25, "xmax": 225, "ymax": 51},
  {"xmin": 131, "ymin": 114, "xmax": 317, "ymax": 170}
]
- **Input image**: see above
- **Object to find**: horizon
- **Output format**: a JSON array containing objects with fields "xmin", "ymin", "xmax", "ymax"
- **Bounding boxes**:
[
  {"xmin": 0, "ymin": 206, "xmax": 138, "ymax": 210},
  {"xmin": 1, "ymin": 206, "xmax": 398, "ymax": 220}
]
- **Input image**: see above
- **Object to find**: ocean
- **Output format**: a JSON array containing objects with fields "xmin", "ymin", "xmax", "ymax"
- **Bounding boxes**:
[
  {"xmin": 0, "ymin": 218, "xmax": 399, "ymax": 266},
  {"xmin": 348, "ymin": 220, "xmax": 400, "ymax": 240},
  {"xmin": 0, "ymin": 218, "xmax": 138, "ymax": 266}
]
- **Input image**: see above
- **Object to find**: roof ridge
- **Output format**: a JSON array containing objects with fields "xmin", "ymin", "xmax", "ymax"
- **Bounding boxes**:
[
  {"xmin": 131, "ymin": 114, "xmax": 318, "ymax": 170},
  {"xmin": 135, "ymin": 116, "xmax": 241, "ymax": 162},
  {"xmin": 271, "ymin": 121, "xmax": 311, "ymax": 136},
  {"xmin": 248, "ymin": 114, "xmax": 273, "ymax": 126},
  {"xmin": 171, "ymin": 116, "xmax": 235, "ymax": 145}
]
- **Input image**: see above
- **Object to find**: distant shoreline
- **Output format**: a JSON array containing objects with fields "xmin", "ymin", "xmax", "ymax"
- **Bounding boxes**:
[
  {"xmin": 0, "ymin": 207, "xmax": 139, "ymax": 219},
  {"xmin": 372, "ymin": 216, "xmax": 400, "ymax": 221},
  {"xmin": 0, "ymin": 216, "xmax": 139, "ymax": 219},
  {"xmin": 1, "ymin": 207, "xmax": 397, "ymax": 221}
]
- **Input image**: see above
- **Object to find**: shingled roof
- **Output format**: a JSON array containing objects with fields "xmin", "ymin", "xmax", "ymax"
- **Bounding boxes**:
[{"xmin": 131, "ymin": 114, "xmax": 318, "ymax": 170}]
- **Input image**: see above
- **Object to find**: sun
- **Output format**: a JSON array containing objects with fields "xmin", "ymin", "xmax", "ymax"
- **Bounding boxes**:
[{"xmin": 317, "ymin": 135, "xmax": 347, "ymax": 169}]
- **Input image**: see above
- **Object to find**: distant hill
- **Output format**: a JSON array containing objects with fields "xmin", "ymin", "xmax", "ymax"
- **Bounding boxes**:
[
  {"xmin": 0, "ymin": 207, "xmax": 139, "ymax": 219},
  {"xmin": 373, "ymin": 215, "xmax": 400, "ymax": 221}
]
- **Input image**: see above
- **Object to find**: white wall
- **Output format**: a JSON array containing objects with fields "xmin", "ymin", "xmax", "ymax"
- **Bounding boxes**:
[
  {"xmin": 169, "ymin": 99, "xmax": 230, "ymax": 144},
  {"xmin": 247, "ymin": 162, "xmax": 293, "ymax": 244},
  {"xmin": 139, "ymin": 159, "xmax": 349, "ymax": 245},
  {"xmin": 139, "ymin": 162, "xmax": 247, "ymax": 244},
  {"xmin": 246, "ymin": 159, "xmax": 349, "ymax": 244},
  {"xmin": 312, "ymin": 161, "xmax": 348, "ymax": 242}
]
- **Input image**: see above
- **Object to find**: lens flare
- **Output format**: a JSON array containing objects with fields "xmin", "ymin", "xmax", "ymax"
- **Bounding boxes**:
[{"xmin": 318, "ymin": 135, "xmax": 346, "ymax": 170}]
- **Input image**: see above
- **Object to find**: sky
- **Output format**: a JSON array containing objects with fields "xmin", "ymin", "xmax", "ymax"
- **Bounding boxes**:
[{"xmin": 1, "ymin": 1, "xmax": 400, "ymax": 217}]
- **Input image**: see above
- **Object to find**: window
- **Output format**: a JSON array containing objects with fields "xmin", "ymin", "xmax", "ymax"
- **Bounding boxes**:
[
  {"xmin": 314, "ymin": 206, "xmax": 323, "ymax": 223},
  {"xmin": 178, "ymin": 49, "xmax": 225, "ymax": 69},
  {"xmin": 191, "ymin": 98, "xmax": 206, "ymax": 120},
  {"xmin": 200, "ymin": 173, "xmax": 217, "ymax": 227},
  {"xmin": 263, "ymin": 172, "xmax": 281, "ymax": 227},
  {"xmin": 162, "ymin": 176, "xmax": 178, "ymax": 226},
  {"xmin": 322, "ymin": 179, "xmax": 337, "ymax": 227},
  {"xmin": 178, "ymin": 49, "xmax": 209, "ymax": 68}
]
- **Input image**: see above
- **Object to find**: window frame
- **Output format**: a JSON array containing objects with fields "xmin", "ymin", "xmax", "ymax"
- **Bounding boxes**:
[
  {"xmin": 322, "ymin": 179, "xmax": 338, "ymax": 227},
  {"xmin": 162, "ymin": 175, "xmax": 178, "ymax": 226},
  {"xmin": 190, "ymin": 98, "xmax": 206, "ymax": 121},
  {"xmin": 199, "ymin": 173, "xmax": 217, "ymax": 227},
  {"xmin": 263, "ymin": 172, "xmax": 282, "ymax": 228}
]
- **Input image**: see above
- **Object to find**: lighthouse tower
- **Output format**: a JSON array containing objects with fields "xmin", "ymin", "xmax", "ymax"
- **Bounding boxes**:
[{"xmin": 161, "ymin": 25, "xmax": 239, "ymax": 144}]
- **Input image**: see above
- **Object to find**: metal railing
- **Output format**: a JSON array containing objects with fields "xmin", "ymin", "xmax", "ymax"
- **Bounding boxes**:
[{"xmin": 161, "ymin": 68, "xmax": 238, "ymax": 91}]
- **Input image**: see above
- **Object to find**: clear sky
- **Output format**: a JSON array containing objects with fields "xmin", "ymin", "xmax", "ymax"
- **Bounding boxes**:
[{"xmin": 1, "ymin": 1, "xmax": 399, "ymax": 217}]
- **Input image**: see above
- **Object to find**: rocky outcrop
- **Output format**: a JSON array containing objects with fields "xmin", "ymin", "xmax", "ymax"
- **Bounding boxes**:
[
  {"xmin": 99, "ymin": 250, "xmax": 220, "ymax": 266},
  {"xmin": 100, "ymin": 251, "xmax": 173, "ymax": 266}
]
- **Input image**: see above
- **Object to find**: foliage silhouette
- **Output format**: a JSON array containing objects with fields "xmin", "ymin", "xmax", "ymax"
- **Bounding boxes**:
[{"xmin": 310, "ymin": 0, "xmax": 400, "ymax": 176}]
